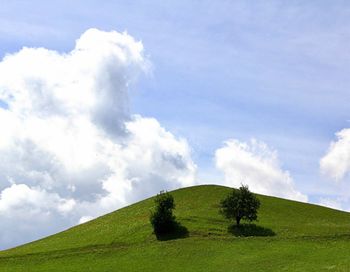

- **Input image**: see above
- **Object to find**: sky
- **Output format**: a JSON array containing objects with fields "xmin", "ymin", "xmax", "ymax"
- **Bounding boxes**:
[{"xmin": 0, "ymin": 0, "xmax": 350, "ymax": 249}]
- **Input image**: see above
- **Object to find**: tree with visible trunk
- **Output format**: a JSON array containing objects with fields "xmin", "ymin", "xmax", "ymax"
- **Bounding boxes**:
[{"xmin": 220, "ymin": 185, "xmax": 260, "ymax": 226}]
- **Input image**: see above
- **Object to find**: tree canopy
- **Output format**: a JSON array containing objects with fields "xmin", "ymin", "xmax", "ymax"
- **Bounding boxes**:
[{"xmin": 220, "ymin": 185, "xmax": 260, "ymax": 226}]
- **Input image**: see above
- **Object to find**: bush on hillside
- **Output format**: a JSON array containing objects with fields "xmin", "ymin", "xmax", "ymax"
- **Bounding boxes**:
[
  {"xmin": 150, "ymin": 191, "xmax": 177, "ymax": 235},
  {"xmin": 220, "ymin": 185, "xmax": 260, "ymax": 226}
]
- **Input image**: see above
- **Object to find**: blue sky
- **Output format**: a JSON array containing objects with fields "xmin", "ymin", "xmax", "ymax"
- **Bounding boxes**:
[
  {"xmin": 0, "ymin": 0, "xmax": 350, "ymax": 248},
  {"xmin": 0, "ymin": 0, "xmax": 347, "ymax": 198}
]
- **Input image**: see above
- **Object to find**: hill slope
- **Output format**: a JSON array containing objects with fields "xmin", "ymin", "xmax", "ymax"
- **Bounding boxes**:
[{"xmin": 1, "ymin": 185, "xmax": 350, "ymax": 271}]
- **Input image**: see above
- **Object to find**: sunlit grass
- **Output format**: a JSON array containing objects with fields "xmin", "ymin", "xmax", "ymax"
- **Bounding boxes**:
[{"xmin": 1, "ymin": 185, "xmax": 350, "ymax": 271}]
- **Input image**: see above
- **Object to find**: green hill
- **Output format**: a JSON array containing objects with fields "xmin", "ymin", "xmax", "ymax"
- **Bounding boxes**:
[{"xmin": 1, "ymin": 185, "xmax": 350, "ymax": 271}]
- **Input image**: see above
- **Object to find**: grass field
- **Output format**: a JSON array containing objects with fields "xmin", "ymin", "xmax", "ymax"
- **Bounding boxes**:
[{"xmin": 1, "ymin": 185, "xmax": 350, "ymax": 271}]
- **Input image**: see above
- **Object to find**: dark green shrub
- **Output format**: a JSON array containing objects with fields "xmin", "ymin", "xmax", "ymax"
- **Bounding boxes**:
[{"xmin": 150, "ymin": 191, "xmax": 176, "ymax": 235}]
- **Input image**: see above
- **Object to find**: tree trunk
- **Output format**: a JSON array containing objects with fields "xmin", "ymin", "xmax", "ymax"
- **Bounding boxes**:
[{"xmin": 236, "ymin": 217, "xmax": 241, "ymax": 226}]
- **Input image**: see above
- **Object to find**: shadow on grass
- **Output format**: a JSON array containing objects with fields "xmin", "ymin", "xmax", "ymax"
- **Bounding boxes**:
[
  {"xmin": 228, "ymin": 223, "xmax": 276, "ymax": 237},
  {"xmin": 155, "ymin": 222, "xmax": 189, "ymax": 241}
]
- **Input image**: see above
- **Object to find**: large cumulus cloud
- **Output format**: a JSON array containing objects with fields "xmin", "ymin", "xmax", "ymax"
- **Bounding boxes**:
[
  {"xmin": 215, "ymin": 138, "xmax": 307, "ymax": 202},
  {"xmin": 0, "ymin": 29, "xmax": 196, "ymax": 249}
]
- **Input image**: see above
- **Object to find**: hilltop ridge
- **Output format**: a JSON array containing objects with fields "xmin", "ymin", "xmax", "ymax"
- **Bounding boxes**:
[{"xmin": 1, "ymin": 185, "xmax": 350, "ymax": 271}]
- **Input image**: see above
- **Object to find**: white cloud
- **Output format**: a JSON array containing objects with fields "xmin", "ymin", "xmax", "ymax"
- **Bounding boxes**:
[
  {"xmin": 0, "ymin": 184, "xmax": 75, "ymax": 215},
  {"xmin": 215, "ymin": 138, "xmax": 307, "ymax": 202},
  {"xmin": 79, "ymin": 216, "xmax": 94, "ymax": 224},
  {"xmin": 317, "ymin": 197, "xmax": 344, "ymax": 211},
  {"xmin": 320, "ymin": 128, "xmax": 350, "ymax": 181},
  {"xmin": 0, "ymin": 28, "xmax": 196, "ymax": 249}
]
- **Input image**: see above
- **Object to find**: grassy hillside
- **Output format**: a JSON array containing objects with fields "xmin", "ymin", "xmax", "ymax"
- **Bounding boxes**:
[{"xmin": 1, "ymin": 185, "xmax": 350, "ymax": 271}]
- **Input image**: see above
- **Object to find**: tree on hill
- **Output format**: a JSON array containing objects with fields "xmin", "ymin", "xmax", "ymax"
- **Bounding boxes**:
[
  {"xmin": 150, "ymin": 191, "xmax": 177, "ymax": 235},
  {"xmin": 220, "ymin": 185, "xmax": 260, "ymax": 226}
]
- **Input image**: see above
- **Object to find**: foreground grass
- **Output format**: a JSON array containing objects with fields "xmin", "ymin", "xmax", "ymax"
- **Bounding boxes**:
[{"xmin": 1, "ymin": 185, "xmax": 350, "ymax": 271}]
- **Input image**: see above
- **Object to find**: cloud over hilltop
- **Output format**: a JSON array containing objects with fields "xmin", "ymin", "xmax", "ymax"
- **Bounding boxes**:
[
  {"xmin": 320, "ymin": 128, "xmax": 350, "ymax": 181},
  {"xmin": 215, "ymin": 138, "xmax": 307, "ymax": 202},
  {"xmin": 0, "ymin": 28, "xmax": 196, "ymax": 249}
]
